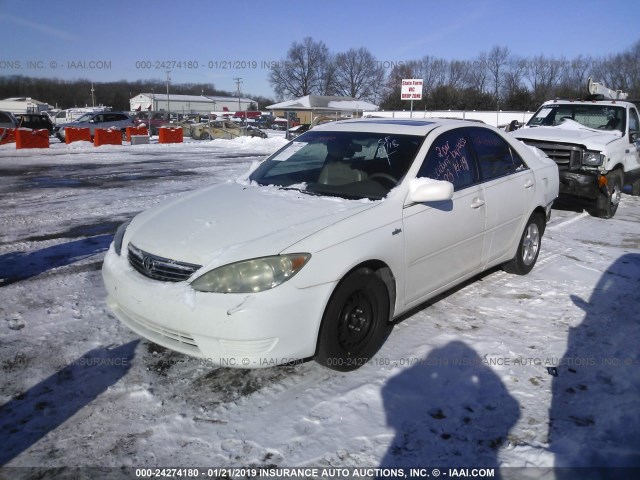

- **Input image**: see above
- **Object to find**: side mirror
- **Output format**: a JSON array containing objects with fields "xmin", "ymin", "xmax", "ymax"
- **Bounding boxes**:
[
  {"xmin": 630, "ymin": 131, "xmax": 638, "ymax": 143},
  {"xmin": 408, "ymin": 178, "xmax": 454, "ymax": 203}
]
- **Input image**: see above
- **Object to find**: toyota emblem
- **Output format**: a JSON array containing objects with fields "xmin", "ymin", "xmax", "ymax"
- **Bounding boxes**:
[{"xmin": 142, "ymin": 255, "xmax": 155, "ymax": 273}]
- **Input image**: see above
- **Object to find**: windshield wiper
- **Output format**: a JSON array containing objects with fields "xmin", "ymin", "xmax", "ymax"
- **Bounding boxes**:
[{"xmin": 278, "ymin": 186, "xmax": 323, "ymax": 196}]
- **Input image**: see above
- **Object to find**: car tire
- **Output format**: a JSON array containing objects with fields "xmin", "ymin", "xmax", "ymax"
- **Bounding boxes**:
[
  {"xmin": 315, "ymin": 268, "xmax": 392, "ymax": 371},
  {"xmin": 200, "ymin": 132, "xmax": 211, "ymax": 140},
  {"xmin": 502, "ymin": 213, "xmax": 544, "ymax": 275},
  {"xmin": 631, "ymin": 179, "xmax": 640, "ymax": 197},
  {"xmin": 595, "ymin": 169, "xmax": 622, "ymax": 218}
]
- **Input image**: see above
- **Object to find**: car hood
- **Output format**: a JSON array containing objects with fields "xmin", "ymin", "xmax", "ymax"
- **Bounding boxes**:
[
  {"xmin": 514, "ymin": 124, "xmax": 621, "ymax": 149},
  {"xmin": 125, "ymin": 181, "xmax": 379, "ymax": 269}
]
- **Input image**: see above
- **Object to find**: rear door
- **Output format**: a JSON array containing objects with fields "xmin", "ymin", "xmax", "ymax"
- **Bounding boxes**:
[{"xmin": 467, "ymin": 127, "xmax": 534, "ymax": 266}]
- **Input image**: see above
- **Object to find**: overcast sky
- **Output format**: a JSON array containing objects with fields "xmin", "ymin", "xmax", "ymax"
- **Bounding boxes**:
[{"xmin": 1, "ymin": 0, "xmax": 638, "ymax": 99}]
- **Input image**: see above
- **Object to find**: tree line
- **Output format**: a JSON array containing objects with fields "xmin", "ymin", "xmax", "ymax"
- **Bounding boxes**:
[
  {"xmin": 0, "ymin": 76, "xmax": 275, "ymax": 112},
  {"xmin": 268, "ymin": 38, "xmax": 640, "ymax": 111},
  {"xmin": 2, "ymin": 38, "xmax": 638, "ymax": 113}
]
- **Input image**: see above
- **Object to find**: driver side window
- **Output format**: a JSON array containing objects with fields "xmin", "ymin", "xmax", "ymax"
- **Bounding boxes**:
[{"xmin": 418, "ymin": 129, "xmax": 478, "ymax": 191}]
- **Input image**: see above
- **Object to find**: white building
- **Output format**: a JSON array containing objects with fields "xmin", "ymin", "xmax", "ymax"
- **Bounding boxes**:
[
  {"xmin": 130, "ymin": 93, "xmax": 257, "ymax": 114},
  {"xmin": 0, "ymin": 97, "xmax": 51, "ymax": 114},
  {"xmin": 266, "ymin": 95, "xmax": 378, "ymax": 124}
]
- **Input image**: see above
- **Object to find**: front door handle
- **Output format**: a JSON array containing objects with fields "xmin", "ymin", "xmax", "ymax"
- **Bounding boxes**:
[
  {"xmin": 471, "ymin": 198, "xmax": 485, "ymax": 209},
  {"xmin": 524, "ymin": 179, "xmax": 534, "ymax": 189}
]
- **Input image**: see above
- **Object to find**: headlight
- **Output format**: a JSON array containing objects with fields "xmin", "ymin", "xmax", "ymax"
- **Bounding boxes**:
[
  {"xmin": 113, "ymin": 219, "xmax": 132, "ymax": 256},
  {"xmin": 190, "ymin": 254, "xmax": 311, "ymax": 293},
  {"xmin": 582, "ymin": 151, "xmax": 605, "ymax": 166}
]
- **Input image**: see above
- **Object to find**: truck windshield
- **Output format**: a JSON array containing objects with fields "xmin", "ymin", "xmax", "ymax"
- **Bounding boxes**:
[{"xmin": 528, "ymin": 104, "xmax": 626, "ymax": 132}]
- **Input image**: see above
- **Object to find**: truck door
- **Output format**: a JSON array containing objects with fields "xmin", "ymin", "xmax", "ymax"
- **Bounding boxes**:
[{"xmin": 627, "ymin": 108, "xmax": 640, "ymax": 173}]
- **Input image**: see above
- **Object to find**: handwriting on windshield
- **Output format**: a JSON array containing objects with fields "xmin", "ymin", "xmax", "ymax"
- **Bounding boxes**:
[
  {"xmin": 432, "ymin": 137, "xmax": 469, "ymax": 183},
  {"xmin": 377, "ymin": 136, "xmax": 399, "ymax": 164}
]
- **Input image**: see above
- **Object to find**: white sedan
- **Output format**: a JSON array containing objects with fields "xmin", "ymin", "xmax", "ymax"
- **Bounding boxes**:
[{"xmin": 102, "ymin": 119, "xmax": 559, "ymax": 371}]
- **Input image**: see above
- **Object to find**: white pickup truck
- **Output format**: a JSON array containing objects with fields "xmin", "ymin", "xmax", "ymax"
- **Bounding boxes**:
[{"xmin": 513, "ymin": 80, "xmax": 640, "ymax": 218}]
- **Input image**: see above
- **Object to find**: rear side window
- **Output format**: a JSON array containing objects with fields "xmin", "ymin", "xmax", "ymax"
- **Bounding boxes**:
[
  {"xmin": 0, "ymin": 112, "xmax": 12, "ymax": 123},
  {"xmin": 468, "ymin": 128, "xmax": 525, "ymax": 181},
  {"xmin": 418, "ymin": 129, "xmax": 478, "ymax": 190}
]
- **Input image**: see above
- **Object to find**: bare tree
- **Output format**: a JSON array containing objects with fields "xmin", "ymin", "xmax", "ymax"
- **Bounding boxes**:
[
  {"xmin": 268, "ymin": 37, "xmax": 332, "ymax": 99},
  {"xmin": 503, "ymin": 57, "xmax": 527, "ymax": 99},
  {"xmin": 333, "ymin": 47, "xmax": 385, "ymax": 102},
  {"xmin": 487, "ymin": 46, "xmax": 510, "ymax": 103},
  {"xmin": 525, "ymin": 55, "xmax": 564, "ymax": 104},
  {"xmin": 447, "ymin": 60, "xmax": 468, "ymax": 89},
  {"xmin": 465, "ymin": 52, "xmax": 489, "ymax": 93}
]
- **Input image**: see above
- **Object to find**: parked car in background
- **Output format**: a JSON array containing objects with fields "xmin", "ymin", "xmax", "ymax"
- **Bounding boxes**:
[
  {"xmin": 16, "ymin": 113, "xmax": 54, "ymax": 135},
  {"xmin": 0, "ymin": 110, "xmax": 18, "ymax": 129},
  {"xmin": 133, "ymin": 111, "xmax": 177, "ymax": 135},
  {"xmin": 54, "ymin": 111, "xmax": 135, "ymax": 141},
  {"xmin": 190, "ymin": 119, "xmax": 267, "ymax": 140},
  {"xmin": 103, "ymin": 118, "xmax": 559, "ymax": 372},
  {"xmin": 285, "ymin": 123, "xmax": 310, "ymax": 140},
  {"xmin": 52, "ymin": 107, "xmax": 111, "ymax": 126}
]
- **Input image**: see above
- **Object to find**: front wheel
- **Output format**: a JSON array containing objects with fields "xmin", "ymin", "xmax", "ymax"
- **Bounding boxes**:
[
  {"xmin": 595, "ymin": 169, "xmax": 622, "ymax": 218},
  {"xmin": 315, "ymin": 268, "xmax": 391, "ymax": 371},
  {"xmin": 502, "ymin": 214, "xmax": 544, "ymax": 275}
]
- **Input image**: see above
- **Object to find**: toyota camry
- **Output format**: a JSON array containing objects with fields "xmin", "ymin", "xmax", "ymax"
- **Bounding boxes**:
[{"xmin": 102, "ymin": 118, "xmax": 559, "ymax": 371}]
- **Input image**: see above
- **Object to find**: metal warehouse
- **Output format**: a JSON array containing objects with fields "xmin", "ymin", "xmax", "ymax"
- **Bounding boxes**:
[{"xmin": 130, "ymin": 93, "xmax": 258, "ymax": 114}]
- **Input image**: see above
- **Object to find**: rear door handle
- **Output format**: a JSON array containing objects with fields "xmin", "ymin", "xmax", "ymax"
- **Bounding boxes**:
[{"xmin": 471, "ymin": 198, "xmax": 485, "ymax": 209}]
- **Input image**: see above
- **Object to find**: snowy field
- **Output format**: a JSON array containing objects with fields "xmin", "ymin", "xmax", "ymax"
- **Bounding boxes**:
[{"xmin": 0, "ymin": 135, "xmax": 639, "ymax": 480}]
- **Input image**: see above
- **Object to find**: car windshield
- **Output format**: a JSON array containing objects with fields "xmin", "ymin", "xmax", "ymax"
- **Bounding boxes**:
[
  {"xmin": 527, "ymin": 104, "xmax": 626, "ymax": 132},
  {"xmin": 249, "ymin": 130, "xmax": 424, "ymax": 200}
]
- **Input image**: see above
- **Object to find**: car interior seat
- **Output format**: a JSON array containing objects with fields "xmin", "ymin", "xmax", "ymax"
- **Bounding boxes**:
[{"xmin": 318, "ymin": 139, "xmax": 367, "ymax": 185}]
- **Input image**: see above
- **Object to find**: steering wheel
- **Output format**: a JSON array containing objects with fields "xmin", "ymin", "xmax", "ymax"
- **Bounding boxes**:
[{"xmin": 368, "ymin": 173, "xmax": 398, "ymax": 187}]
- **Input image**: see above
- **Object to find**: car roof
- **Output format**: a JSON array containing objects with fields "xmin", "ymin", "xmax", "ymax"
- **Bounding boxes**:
[{"xmin": 310, "ymin": 117, "xmax": 485, "ymax": 135}]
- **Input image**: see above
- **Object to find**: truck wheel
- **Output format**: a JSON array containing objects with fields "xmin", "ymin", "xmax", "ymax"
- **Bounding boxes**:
[
  {"xmin": 631, "ymin": 179, "xmax": 640, "ymax": 197},
  {"xmin": 502, "ymin": 213, "xmax": 544, "ymax": 275},
  {"xmin": 315, "ymin": 268, "xmax": 391, "ymax": 371},
  {"xmin": 595, "ymin": 170, "xmax": 622, "ymax": 218}
]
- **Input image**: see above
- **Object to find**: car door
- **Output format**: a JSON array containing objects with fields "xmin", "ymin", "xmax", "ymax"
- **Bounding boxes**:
[
  {"xmin": 402, "ymin": 128, "xmax": 486, "ymax": 307},
  {"xmin": 467, "ymin": 127, "xmax": 535, "ymax": 266}
]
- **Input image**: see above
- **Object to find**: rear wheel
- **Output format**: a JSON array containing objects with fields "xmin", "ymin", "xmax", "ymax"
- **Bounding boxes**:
[
  {"xmin": 595, "ymin": 169, "xmax": 622, "ymax": 218},
  {"xmin": 503, "ymin": 213, "xmax": 544, "ymax": 275},
  {"xmin": 199, "ymin": 132, "xmax": 211, "ymax": 140},
  {"xmin": 315, "ymin": 268, "xmax": 391, "ymax": 371},
  {"xmin": 630, "ymin": 179, "xmax": 640, "ymax": 197}
]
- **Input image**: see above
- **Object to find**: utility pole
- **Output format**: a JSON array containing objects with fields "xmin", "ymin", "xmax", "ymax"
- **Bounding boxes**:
[
  {"xmin": 166, "ymin": 70, "xmax": 171, "ymax": 116},
  {"xmin": 233, "ymin": 77, "xmax": 242, "ymax": 113},
  {"xmin": 90, "ymin": 83, "xmax": 95, "ymax": 107}
]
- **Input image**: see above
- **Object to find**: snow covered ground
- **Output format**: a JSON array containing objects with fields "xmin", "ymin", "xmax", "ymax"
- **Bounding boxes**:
[{"xmin": 0, "ymin": 135, "xmax": 639, "ymax": 480}]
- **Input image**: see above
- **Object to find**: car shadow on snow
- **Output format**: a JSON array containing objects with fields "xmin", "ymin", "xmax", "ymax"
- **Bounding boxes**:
[
  {"xmin": 379, "ymin": 340, "xmax": 520, "ymax": 477},
  {"xmin": 0, "ymin": 234, "xmax": 112, "ymax": 287},
  {"xmin": 549, "ymin": 253, "xmax": 640, "ymax": 477},
  {"xmin": 0, "ymin": 340, "xmax": 139, "ymax": 466}
]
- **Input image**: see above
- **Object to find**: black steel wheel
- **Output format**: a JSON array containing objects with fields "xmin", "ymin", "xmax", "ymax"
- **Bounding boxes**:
[{"xmin": 315, "ymin": 268, "xmax": 391, "ymax": 371}]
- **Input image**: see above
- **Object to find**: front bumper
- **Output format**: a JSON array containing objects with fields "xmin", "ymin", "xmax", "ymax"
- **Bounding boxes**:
[
  {"xmin": 558, "ymin": 170, "xmax": 599, "ymax": 199},
  {"xmin": 102, "ymin": 246, "xmax": 335, "ymax": 368}
]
